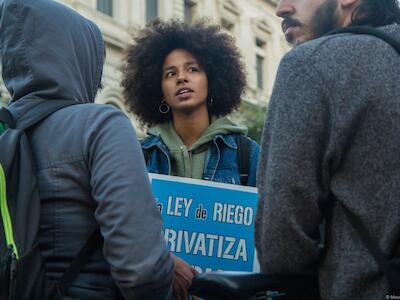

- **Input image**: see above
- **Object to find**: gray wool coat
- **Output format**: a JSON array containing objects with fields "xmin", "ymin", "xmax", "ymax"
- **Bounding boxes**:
[{"xmin": 256, "ymin": 24, "xmax": 400, "ymax": 300}]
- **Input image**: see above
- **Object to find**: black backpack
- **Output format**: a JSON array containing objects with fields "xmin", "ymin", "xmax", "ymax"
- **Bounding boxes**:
[
  {"xmin": 0, "ymin": 100, "xmax": 100, "ymax": 300},
  {"xmin": 328, "ymin": 26, "xmax": 400, "ymax": 296}
]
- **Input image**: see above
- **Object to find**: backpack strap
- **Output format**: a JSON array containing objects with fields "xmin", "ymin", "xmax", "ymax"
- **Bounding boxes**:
[
  {"xmin": 0, "ymin": 107, "xmax": 15, "ymax": 128},
  {"xmin": 2, "ymin": 100, "xmax": 97, "ymax": 296},
  {"xmin": 330, "ymin": 26, "xmax": 400, "ymax": 55},
  {"xmin": 235, "ymin": 135, "xmax": 251, "ymax": 186},
  {"xmin": 142, "ymin": 147, "xmax": 151, "ymax": 164},
  {"xmin": 57, "ymin": 227, "xmax": 102, "ymax": 297}
]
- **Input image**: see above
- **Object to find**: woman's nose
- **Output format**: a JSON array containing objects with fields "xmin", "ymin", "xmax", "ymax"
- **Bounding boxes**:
[{"xmin": 176, "ymin": 71, "xmax": 188, "ymax": 83}]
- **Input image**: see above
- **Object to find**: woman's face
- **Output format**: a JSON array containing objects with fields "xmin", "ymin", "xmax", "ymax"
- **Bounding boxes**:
[{"xmin": 161, "ymin": 49, "xmax": 208, "ymax": 115}]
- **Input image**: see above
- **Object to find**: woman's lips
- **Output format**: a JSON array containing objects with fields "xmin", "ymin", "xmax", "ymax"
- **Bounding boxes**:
[
  {"xmin": 175, "ymin": 88, "xmax": 194, "ymax": 96},
  {"xmin": 176, "ymin": 91, "xmax": 193, "ymax": 100}
]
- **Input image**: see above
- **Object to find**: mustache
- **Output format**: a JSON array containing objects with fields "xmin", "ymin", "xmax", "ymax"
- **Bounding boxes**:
[{"xmin": 281, "ymin": 17, "xmax": 302, "ymax": 32}]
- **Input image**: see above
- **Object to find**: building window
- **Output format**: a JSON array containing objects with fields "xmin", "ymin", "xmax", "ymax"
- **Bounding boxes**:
[
  {"xmin": 97, "ymin": 0, "xmax": 113, "ymax": 16},
  {"xmin": 255, "ymin": 38, "xmax": 266, "ymax": 90},
  {"xmin": 256, "ymin": 55, "xmax": 264, "ymax": 90},
  {"xmin": 184, "ymin": 0, "xmax": 196, "ymax": 24},
  {"xmin": 256, "ymin": 38, "xmax": 265, "ymax": 48},
  {"xmin": 221, "ymin": 18, "xmax": 235, "ymax": 33},
  {"xmin": 146, "ymin": 0, "xmax": 158, "ymax": 22}
]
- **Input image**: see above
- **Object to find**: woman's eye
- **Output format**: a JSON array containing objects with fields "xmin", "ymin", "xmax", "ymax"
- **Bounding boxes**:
[
  {"xmin": 188, "ymin": 67, "xmax": 198, "ymax": 72},
  {"xmin": 165, "ymin": 71, "xmax": 175, "ymax": 78}
]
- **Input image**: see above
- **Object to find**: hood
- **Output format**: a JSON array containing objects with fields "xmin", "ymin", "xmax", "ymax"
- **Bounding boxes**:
[
  {"xmin": 148, "ymin": 116, "xmax": 248, "ymax": 152},
  {"xmin": 0, "ymin": 0, "xmax": 104, "ymax": 108},
  {"xmin": 190, "ymin": 116, "xmax": 247, "ymax": 150},
  {"xmin": 146, "ymin": 116, "xmax": 248, "ymax": 179},
  {"xmin": 382, "ymin": 23, "xmax": 400, "ymax": 41}
]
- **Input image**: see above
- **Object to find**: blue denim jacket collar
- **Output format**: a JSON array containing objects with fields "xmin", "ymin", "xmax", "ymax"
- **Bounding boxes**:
[
  {"xmin": 141, "ymin": 134, "xmax": 237, "ymax": 181},
  {"xmin": 141, "ymin": 134, "xmax": 171, "ymax": 175},
  {"xmin": 142, "ymin": 133, "xmax": 237, "ymax": 150},
  {"xmin": 142, "ymin": 134, "xmax": 164, "ymax": 149},
  {"xmin": 141, "ymin": 133, "xmax": 258, "ymax": 186}
]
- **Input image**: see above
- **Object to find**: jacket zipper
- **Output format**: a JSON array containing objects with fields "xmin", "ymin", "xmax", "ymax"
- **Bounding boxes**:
[{"xmin": 8, "ymin": 249, "xmax": 17, "ymax": 300}]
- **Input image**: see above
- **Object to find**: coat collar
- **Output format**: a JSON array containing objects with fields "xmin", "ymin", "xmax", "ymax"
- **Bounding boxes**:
[{"xmin": 141, "ymin": 133, "xmax": 238, "ymax": 150}]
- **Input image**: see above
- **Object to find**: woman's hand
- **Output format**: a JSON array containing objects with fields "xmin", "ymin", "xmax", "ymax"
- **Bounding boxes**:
[{"xmin": 171, "ymin": 254, "xmax": 198, "ymax": 300}]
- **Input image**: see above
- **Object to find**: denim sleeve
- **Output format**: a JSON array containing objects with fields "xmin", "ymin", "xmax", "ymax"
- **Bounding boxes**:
[{"xmin": 83, "ymin": 106, "xmax": 173, "ymax": 300}]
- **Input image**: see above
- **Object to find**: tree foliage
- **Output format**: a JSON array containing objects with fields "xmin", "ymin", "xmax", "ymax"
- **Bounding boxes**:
[{"xmin": 235, "ymin": 100, "xmax": 267, "ymax": 143}]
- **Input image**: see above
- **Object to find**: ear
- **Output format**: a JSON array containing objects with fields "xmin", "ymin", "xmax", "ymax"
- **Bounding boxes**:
[
  {"xmin": 339, "ymin": 0, "xmax": 360, "ymax": 9},
  {"xmin": 336, "ymin": 0, "xmax": 360, "ymax": 26}
]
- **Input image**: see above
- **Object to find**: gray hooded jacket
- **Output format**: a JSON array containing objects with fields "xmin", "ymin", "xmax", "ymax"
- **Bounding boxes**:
[
  {"xmin": 0, "ymin": 0, "xmax": 173, "ymax": 299},
  {"xmin": 256, "ymin": 24, "xmax": 400, "ymax": 300}
]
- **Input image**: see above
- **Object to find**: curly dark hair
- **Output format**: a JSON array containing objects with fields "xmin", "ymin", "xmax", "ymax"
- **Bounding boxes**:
[{"xmin": 121, "ymin": 19, "xmax": 247, "ymax": 127}]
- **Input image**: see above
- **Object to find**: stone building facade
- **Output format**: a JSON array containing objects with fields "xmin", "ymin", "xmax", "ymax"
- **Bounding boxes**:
[{"xmin": 0, "ymin": 0, "xmax": 288, "ymax": 136}]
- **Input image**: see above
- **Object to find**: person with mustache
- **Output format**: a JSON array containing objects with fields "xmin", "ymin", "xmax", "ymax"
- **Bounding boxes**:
[
  {"xmin": 121, "ymin": 19, "xmax": 260, "ymax": 299},
  {"xmin": 255, "ymin": 0, "xmax": 400, "ymax": 299}
]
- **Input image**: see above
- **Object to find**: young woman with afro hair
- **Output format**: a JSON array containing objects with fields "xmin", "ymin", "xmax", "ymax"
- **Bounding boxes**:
[
  {"xmin": 122, "ymin": 19, "xmax": 259, "ymax": 187},
  {"xmin": 121, "ymin": 19, "xmax": 260, "ymax": 299}
]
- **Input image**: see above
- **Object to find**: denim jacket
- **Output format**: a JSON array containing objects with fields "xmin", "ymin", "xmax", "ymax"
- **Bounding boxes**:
[{"xmin": 142, "ymin": 133, "xmax": 259, "ymax": 187}]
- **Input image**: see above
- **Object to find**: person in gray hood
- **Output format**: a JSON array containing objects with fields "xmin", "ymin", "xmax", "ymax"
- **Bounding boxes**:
[
  {"xmin": 0, "ymin": 0, "xmax": 173, "ymax": 299},
  {"xmin": 255, "ymin": 0, "xmax": 400, "ymax": 299}
]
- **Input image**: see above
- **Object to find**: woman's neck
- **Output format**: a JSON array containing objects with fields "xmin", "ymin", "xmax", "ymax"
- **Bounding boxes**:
[{"xmin": 172, "ymin": 108, "xmax": 210, "ymax": 148}]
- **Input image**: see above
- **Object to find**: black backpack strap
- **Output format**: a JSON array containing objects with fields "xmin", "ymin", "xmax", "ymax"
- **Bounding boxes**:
[
  {"xmin": 142, "ymin": 147, "xmax": 151, "ymax": 164},
  {"xmin": 338, "ymin": 201, "xmax": 400, "ymax": 294},
  {"xmin": 0, "ymin": 107, "xmax": 15, "ymax": 128},
  {"xmin": 235, "ymin": 135, "xmax": 251, "ymax": 186},
  {"xmin": 330, "ymin": 26, "xmax": 400, "ymax": 55},
  {"xmin": 57, "ymin": 227, "xmax": 102, "ymax": 296}
]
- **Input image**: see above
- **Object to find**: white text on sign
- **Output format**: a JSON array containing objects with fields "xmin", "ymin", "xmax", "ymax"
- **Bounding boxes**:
[
  {"xmin": 164, "ymin": 229, "xmax": 248, "ymax": 262},
  {"xmin": 212, "ymin": 202, "xmax": 253, "ymax": 226},
  {"xmin": 166, "ymin": 196, "xmax": 193, "ymax": 217}
]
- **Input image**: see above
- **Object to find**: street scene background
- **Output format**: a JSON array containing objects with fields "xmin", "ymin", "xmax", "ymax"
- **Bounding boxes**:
[{"xmin": 0, "ymin": 0, "xmax": 289, "ymax": 142}]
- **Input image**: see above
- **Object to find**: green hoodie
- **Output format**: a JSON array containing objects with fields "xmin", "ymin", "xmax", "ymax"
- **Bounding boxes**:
[{"xmin": 147, "ymin": 116, "xmax": 247, "ymax": 179}]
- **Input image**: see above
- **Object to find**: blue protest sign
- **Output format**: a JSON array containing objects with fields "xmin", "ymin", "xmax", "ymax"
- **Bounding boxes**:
[{"xmin": 149, "ymin": 173, "xmax": 259, "ymax": 273}]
